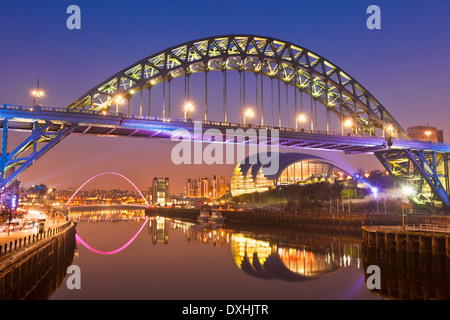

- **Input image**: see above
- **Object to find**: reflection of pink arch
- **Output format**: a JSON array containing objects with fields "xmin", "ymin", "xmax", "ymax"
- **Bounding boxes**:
[
  {"xmin": 76, "ymin": 217, "xmax": 148, "ymax": 255},
  {"xmin": 66, "ymin": 171, "xmax": 148, "ymax": 207}
]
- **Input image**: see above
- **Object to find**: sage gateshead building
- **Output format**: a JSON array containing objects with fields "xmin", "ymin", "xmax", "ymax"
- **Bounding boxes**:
[{"xmin": 230, "ymin": 152, "xmax": 353, "ymax": 197}]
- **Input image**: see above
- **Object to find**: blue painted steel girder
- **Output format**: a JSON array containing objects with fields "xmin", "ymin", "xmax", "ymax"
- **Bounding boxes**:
[
  {"xmin": 1, "ymin": 103, "xmax": 450, "ymax": 208},
  {"xmin": 375, "ymin": 149, "xmax": 450, "ymax": 207}
]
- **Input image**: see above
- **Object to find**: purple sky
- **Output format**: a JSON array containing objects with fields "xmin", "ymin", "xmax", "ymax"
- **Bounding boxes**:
[{"xmin": 0, "ymin": 0, "xmax": 449, "ymax": 192}]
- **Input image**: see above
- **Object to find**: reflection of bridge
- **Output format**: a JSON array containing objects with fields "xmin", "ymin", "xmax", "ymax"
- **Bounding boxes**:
[
  {"xmin": 1, "ymin": 35, "xmax": 449, "ymax": 207},
  {"xmin": 68, "ymin": 204, "xmax": 147, "ymax": 210}
]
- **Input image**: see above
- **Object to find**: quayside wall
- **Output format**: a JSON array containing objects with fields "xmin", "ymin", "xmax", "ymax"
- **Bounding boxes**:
[{"xmin": 0, "ymin": 221, "xmax": 77, "ymax": 300}]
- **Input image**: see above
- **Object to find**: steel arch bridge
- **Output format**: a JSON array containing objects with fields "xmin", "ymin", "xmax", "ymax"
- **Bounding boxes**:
[
  {"xmin": 68, "ymin": 34, "xmax": 405, "ymax": 138},
  {"xmin": 1, "ymin": 34, "xmax": 449, "ymax": 208}
]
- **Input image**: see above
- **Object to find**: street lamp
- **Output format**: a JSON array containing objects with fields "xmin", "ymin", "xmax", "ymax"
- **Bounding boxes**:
[
  {"xmin": 244, "ymin": 108, "xmax": 254, "ymax": 125},
  {"xmin": 371, "ymin": 187, "xmax": 379, "ymax": 213},
  {"xmin": 184, "ymin": 102, "xmax": 194, "ymax": 119},
  {"xmin": 386, "ymin": 124, "xmax": 396, "ymax": 136},
  {"xmin": 115, "ymin": 96, "xmax": 124, "ymax": 113},
  {"xmin": 297, "ymin": 113, "xmax": 306, "ymax": 130},
  {"xmin": 344, "ymin": 118, "xmax": 353, "ymax": 133},
  {"xmin": 425, "ymin": 130, "xmax": 432, "ymax": 140},
  {"xmin": 401, "ymin": 185, "xmax": 415, "ymax": 228},
  {"xmin": 31, "ymin": 79, "xmax": 44, "ymax": 106},
  {"xmin": 31, "ymin": 89, "xmax": 44, "ymax": 106}
]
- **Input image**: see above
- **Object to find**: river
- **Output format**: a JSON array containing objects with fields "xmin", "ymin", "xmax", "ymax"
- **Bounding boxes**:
[{"xmin": 48, "ymin": 208, "xmax": 382, "ymax": 300}]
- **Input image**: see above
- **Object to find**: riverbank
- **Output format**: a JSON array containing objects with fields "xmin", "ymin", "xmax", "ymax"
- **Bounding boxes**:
[
  {"xmin": 0, "ymin": 220, "xmax": 77, "ymax": 299},
  {"xmin": 146, "ymin": 207, "xmax": 450, "ymax": 228}
]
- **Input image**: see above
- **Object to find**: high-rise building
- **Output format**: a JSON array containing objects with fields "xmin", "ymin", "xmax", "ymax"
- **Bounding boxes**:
[
  {"xmin": 152, "ymin": 177, "xmax": 170, "ymax": 205},
  {"xmin": 185, "ymin": 175, "xmax": 229, "ymax": 199},
  {"xmin": 185, "ymin": 178, "xmax": 199, "ymax": 197},
  {"xmin": 212, "ymin": 175, "xmax": 229, "ymax": 199},
  {"xmin": 199, "ymin": 177, "xmax": 210, "ymax": 198},
  {"xmin": 185, "ymin": 178, "xmax": 192, "ymax": 197}
]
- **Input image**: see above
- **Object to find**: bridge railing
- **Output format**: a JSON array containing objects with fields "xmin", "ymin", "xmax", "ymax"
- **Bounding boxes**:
[{"xmin": 2, "ymin": 103, "xmax": 450, "ymax": 148}]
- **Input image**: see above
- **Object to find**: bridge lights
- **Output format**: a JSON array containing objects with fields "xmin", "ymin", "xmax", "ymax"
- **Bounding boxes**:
[
  {"xmin": 402, "ymin": 185, "xmax": 416, "ymax": 196},
  {"xmin": 297, "ymin": 113, "xmax": 307, "ymax": 129},
  {"xmin": 343, "ymin": 118, "xmax": 353, "ymax": 133},
  {"xmin": 386, "ymin": 124, "xmax": 396, "ymax": 135},
  {"xmin": 115, "ymin": 96, "xmax": 124, "ymax": 113},
  {"xmin": 31, "ymin": 90, "xmax": 44, "ymax": 106},
  {"xmin": 243, "ymin": 108, "xmax": 254, "ymax": 125},
  {"xmin": 184, "ymin": 102, "xmax": 194, "ymax": 119}
]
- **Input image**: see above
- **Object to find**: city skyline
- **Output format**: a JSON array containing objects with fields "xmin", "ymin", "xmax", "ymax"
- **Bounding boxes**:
[{"xmin": 0, "ymin": 0, "xmax": 449, "ymax": 193}]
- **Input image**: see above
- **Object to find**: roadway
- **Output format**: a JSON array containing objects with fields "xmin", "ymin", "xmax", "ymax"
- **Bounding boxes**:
[
  {"xmin": 0, "ymin": 216, "xmax": 68, "ymax": 247},
  {"xmin": 2, "ymin": 103, "xmax": 450, "ymax": 153}
]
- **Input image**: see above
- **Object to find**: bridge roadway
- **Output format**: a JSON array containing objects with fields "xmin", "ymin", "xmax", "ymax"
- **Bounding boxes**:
[{"xmin": 2, "ymin": 103, "xmax": 450, "ymax": 154}]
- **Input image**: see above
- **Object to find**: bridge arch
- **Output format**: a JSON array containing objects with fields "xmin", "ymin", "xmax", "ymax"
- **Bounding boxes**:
[
  {"xmin": 67, "ymin": 34, "xmax": 406, "ymax": 138},
  {"xmin": 75, "ymin": 217, "xmax": 149, "ymax": 255},
  {"xmin": 66, "ymin": 171, "xmax": 148, "ymax": 207}
]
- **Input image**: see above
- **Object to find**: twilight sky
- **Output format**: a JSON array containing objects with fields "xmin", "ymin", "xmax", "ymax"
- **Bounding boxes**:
[{"xmin": 0, "ymin": 0, "xmax": 449, "ymax": 193}]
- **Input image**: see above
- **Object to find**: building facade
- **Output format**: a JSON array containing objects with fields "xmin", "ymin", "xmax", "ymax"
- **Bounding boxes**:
[
  {"xmin": 230, "ymin": 152, "xmax": 352, "ymax": 197},
  {"xmin": 407, "ymin": 125, "xmax": 444, "ymax": 143},
  {"xmin": 152, "ymin": 177, "xmax": 170, "ymax": 205},
  {"xmin": 185, "ymin": 175, "xmax": 229, "ymax": 199}
]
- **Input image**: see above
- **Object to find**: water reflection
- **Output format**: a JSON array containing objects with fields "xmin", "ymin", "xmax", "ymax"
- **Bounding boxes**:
[
  {"xmin": 71, "ymin": 208, "xmax": 146, "ymax": 222},
  {"xmin": 231, "ymin": 234, "xmax": 343, "ymax": 281},
  {"xmin": 71, "ymin": 211, "xmax": 362, "ymax": 281},
  {"xmin": 45, "ymin": 210, "xmax": 375, "ymax": 299},
  {"xmin": 362, "ymin": 242, "xmax": 450, "ymax": 300},
  {"xmin": 144, "ymin": 215, "xmax": 361, "ymax": 281},
  {"xmin": 148, "ymin": 216, "xmax": 169, "ymax": 244}
]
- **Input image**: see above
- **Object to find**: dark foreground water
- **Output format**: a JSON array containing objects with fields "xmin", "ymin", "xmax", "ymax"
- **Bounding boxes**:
[{"xmin": 49, "ymin": 209, "xmax": 380, "ymax": 300}]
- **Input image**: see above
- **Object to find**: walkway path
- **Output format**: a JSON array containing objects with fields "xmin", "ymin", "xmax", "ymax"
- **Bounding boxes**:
[{"xmin": 0, "ymin": 216, "xmax": 67, "ymax": 247}]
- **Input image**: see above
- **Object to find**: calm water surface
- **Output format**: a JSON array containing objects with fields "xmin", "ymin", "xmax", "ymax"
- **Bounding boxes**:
[{"xmin": 50, "ymin": 209, "xmax": 379, "ymax": 300}]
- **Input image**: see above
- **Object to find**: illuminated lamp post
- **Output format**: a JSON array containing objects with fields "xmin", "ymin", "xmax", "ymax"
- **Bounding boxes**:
[
  {"xmin": 115, "ymin": 96, "xmax": 124, "ymax": 113},
  {"xmin": 244, "ymin": 108, "xmax": 254, "ymax": 125},
  {"xmin": 297, "ymin": 113, "xmax": 307, "ymax": 130},
  {"xmin": 371, "ymin": 187, "xmax": 379, "ymax": 213},
  {"xmin": 185, "ymin": 102, "xmax": 194, "ymax": 120},
  {"xmin": 401, "ymin": 186, "xmax": 415, "ymax": 229},
  {"xmin": 386, "ymin": 124, "xmax": 396, "ymax": 135},
  {"xmin": 344, "ymin": 118, "xmax": 353, "ymax": 134},
  {"xmin": 31, "ymin": 79, "xmax": 45, "ymax": 106}
]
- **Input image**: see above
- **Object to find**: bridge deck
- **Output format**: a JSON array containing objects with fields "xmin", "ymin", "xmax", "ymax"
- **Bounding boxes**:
[{"xmin": 2, "ymin": 104, "xmax": 449, "ymax": 154}]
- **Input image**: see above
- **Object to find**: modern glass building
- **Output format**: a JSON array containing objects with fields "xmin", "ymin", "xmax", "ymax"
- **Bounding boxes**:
[
  {"xmin": 152, "ymin": 177, "xmax": 170, "ymax": 205},
  {"xmin": 230, "ymin": 152, "xmax": 352, "ymax": 197}
]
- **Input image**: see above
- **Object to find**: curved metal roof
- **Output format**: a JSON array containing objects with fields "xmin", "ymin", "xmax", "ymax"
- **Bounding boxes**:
[{"xmin": 237, "ymin": 152, "xmax": 350, "ymax": 181}]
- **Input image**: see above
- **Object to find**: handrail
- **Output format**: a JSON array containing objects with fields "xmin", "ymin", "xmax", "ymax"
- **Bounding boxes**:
[
  {"xmin": 1, "ymin": 103, "xmax": 450, "ymax": 148},
  {"xmin": 404, "ymin": 224, "xmax": 450, "ymax": 233},
  {"xmin": 0, "ymin": 220, "xmax": 74, "ymax": 256}
]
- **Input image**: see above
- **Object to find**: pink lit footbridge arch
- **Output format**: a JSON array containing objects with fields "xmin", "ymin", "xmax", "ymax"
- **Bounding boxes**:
[
  {"xmin": 75, "ymin": 217, "xmax": 149, "ymax": 255},
  {"xmin": 68, "ymin": 171, "xmax": 149, "ymax": 255},
  {"xmin": 65, "ymin": 171, "xmax": 149, "ymax": 207}
]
